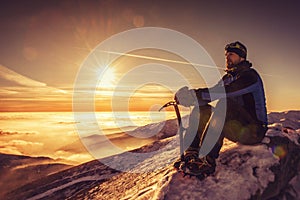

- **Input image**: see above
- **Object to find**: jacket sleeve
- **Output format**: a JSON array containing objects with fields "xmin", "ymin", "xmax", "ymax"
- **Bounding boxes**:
[{"xmin": 195, "ymin": 69, "xmax": 258, "ymax": 102}]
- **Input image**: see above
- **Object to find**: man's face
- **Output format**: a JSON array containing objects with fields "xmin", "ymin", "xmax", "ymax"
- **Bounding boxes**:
[{"xmin": 225, "ymin": 51, "xmax": 244, "ymax": 69}]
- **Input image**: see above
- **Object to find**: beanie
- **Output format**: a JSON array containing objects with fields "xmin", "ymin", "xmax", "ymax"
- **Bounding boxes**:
[{"xmin": 225, "ymin": 41, "xmax": 247, "ymax": 59}]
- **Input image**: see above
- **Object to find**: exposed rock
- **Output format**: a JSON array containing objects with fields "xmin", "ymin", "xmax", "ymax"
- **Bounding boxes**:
[{"xmin": 258, "ymin": 129, "xmax": 300, "ymax": 199}]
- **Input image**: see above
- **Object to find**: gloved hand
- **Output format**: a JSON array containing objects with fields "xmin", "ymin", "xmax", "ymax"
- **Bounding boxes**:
[{"xmin": 174, "ymin": 86, "xmax": 197, "ymax": 107}]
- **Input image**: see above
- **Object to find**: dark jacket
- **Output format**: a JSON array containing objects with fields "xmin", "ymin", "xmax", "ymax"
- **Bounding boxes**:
[{"xmin": 195, "ymin": 60, "xmax": 268, "ymax": 125}]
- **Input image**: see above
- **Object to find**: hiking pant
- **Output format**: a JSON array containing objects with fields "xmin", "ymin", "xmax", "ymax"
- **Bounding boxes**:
[{"xmin": 184, "ymin": 99, "xmax": 268, "ymax": 159}]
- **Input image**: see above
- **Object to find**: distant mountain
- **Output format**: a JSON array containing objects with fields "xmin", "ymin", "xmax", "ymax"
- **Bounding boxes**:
[
  {"xmin": 57, "ymin": 116, "xmax": 183, "ymax": 160},
  {"xmin": 4, "ymin": 111, "xmax": 300, "ymax": 200},
  {"xmin": 4, "ymin": 158, "xmax": 120, "ymax": 200},
  {"xmin": 0, "ymin": 153, "xmax": 72, "ymax": 198}
]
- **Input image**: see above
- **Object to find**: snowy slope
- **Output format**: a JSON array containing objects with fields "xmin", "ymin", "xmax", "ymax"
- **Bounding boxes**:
[
  {"xmin": 5, "ymin": 111, "xmax": 300, "ymax": 200},
  {"xmin": 0, "ymin": 154, "xmax": 71, "ymax": 198},
  {"xmin": 89, "ymin": 127, "xmax": 300, "ymax": 200}
]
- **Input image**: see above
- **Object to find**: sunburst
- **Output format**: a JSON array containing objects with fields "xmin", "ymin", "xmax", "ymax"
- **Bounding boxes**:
[{"xmin": 98, "ymin": 66, "xmax": 116, "ymax": 88}]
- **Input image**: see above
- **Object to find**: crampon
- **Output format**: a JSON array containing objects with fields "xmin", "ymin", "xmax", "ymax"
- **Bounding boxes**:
[{"xmin": 174, "ymin": 157, "xmax": 215, "ymax": 180}]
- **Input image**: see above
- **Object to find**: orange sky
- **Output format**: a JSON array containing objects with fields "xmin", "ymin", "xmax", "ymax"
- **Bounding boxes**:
[{"xmin": 1, "ymin": 1, "xmax": 300, "ymax": 112}]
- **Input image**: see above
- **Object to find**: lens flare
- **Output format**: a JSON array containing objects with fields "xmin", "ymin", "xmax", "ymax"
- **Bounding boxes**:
[{"xmin": 271, "ymin": 145, "xmax": 287, "ymax": 159}]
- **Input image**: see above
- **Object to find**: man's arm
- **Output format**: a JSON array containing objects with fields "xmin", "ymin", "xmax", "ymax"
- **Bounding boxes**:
[{"xmin": 195, "ymin": 69, "xmax": 258, "ymax": 102}]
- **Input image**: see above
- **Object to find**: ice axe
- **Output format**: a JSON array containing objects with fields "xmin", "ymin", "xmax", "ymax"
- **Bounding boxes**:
[{"xmin": 159, "ymin": 100, "xmax": 185, "ymax": 161}]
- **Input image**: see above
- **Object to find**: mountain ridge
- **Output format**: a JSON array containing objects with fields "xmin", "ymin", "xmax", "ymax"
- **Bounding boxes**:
[{"xmin": 0, "ymin": 153, "xmax": 72, "ymax": 198}]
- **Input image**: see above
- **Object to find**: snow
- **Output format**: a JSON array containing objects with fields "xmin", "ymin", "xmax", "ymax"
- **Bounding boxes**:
[
  {"xmin": 28, "ymin": 174, "xmax": 110, "ymax": 200},
  {"xmin": 91, "ymin": 111, "xmax": 300, "ymax": 200},
  {"xmin": 5, "ymin": 111, "xmax": 300, "ymax": 200},
  {"xmin": 126, "ymin": 144, "xmax": 279, "ymax": 200}
]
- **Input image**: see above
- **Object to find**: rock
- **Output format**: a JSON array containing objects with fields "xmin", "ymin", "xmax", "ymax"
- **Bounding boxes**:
[
  {"xmin": 163, "ymin": 128, "xmax": 300, "ymax": 200},
  {"xmin": 257, "ymin": 129, "xmax": 300, "ymax": 199}
]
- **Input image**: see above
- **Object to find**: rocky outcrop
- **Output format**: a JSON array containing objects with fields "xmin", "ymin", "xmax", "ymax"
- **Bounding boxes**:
[{"xmin": 258, "ymin": 129, "xmax": 300, "ymax": 199}]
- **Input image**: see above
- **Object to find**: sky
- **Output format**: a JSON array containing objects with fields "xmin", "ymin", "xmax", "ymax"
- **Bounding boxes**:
[{"xmin": 1, "ymin": 0, "xmax": 300, "ymax": 112}]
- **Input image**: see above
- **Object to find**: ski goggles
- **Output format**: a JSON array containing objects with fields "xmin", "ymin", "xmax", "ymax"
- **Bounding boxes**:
[{"xmin": 225, "ymin": 42, "xmax": 247, "ymax": 53}]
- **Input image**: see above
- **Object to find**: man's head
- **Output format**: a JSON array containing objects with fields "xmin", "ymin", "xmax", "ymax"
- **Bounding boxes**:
[{"xmin": 225, "ymin": 41, "xmax": 247, "ymax": 69}]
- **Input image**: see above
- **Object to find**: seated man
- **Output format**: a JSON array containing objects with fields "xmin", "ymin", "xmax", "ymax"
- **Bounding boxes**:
[{"xmin": 174, "ymin": 41, "xmax": 268, "ymax": 177}]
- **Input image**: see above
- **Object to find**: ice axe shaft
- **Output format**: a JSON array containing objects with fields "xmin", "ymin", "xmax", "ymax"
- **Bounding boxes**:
[{"xmin": 159, "ymin": 101, "xmax": 185, "ymax": 160}]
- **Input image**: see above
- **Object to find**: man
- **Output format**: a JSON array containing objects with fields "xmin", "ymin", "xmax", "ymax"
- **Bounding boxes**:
[{"xmin": 174, "ymin": 41, "xmax": 268, "ymax": 177}]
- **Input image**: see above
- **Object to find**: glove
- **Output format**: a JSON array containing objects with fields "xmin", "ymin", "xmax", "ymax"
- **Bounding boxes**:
[{"xmin": 174, "ymin": 86, "xmax": 197, "ymax": 107}]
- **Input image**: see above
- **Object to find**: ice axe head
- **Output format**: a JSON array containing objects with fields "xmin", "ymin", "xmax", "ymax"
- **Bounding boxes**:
[{"xmin": 158, "ymin": 100, "xmax": 177, "ymax": 112}]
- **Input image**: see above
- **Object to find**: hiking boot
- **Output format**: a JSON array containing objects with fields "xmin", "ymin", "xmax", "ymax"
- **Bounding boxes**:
[
  {"xmin": 183, "ymin": 147, "xmax": 200, "ymax": 162},
  {"xmin": 205, "ymin": 155, "xmax": 216, "ymax": 170},
  {"xmin": 173, "ymin": 156, "xmax": 183, "ymax": 169},
  {"xmin": 184, "ymin": 156, "xmax": 216, "ymax": 178},
  {"xmin": 173, "ymin": 147, "xmax": 199, "ymax": 170}
]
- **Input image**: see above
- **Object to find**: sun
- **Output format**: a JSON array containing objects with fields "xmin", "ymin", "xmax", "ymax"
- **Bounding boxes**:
[{"xmin": 98, "ymin": 66, "xmax": 116, "ymax": 88}]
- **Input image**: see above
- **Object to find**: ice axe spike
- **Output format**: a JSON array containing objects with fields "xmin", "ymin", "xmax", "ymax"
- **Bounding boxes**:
[{"xmin": 159, "ymin": 100, "xmax": 185, "ymax": 160}]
